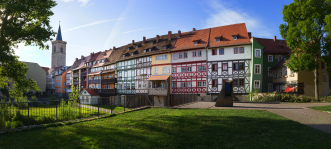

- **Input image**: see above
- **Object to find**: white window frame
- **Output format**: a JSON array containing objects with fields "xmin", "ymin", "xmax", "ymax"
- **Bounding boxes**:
[
  {"xmin": 255, "ymin": 49, "xmax": 261, "ymax": 57},
  {"xmin": 268, "ymin": 55, "xmax": 273, "ymax": 62},
  {"xmin": 167, "ymin": 66, "xmax": 170, "ymax": 73},
  {"xmin": 254, "ymin": 64, "xmax": 261, "ymax": 74},
  {"xmin": 154, "ymin": 67, "xmax": 158, "ymax": 74},
  {"xmin": 173, "ymin": 53, "xmax": 178, "ymax": 60},
  {"xmin": 254, "ymin": 80, "xmax": 260, "ymax": 89},
  {"xmin": 202, "ymin": 81, "xmax": 206, "ymax": 87},
  {"xmin": 162, "ymin": 66, "xmax": 166, "ymax": 74}
]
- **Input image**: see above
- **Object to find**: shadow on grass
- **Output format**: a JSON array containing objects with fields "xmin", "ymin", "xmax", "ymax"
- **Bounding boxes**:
[{"xmin": 1, "ymin": 108, "xmax": 331, "ymax": 149}]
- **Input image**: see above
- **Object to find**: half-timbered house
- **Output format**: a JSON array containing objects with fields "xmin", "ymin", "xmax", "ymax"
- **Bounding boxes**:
[{"xmin": 207, "ymin": 23, "xmax": 252, "ymax": 97}]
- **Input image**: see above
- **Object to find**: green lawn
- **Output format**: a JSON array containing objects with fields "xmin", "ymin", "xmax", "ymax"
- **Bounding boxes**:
[
  {"xmin": 309, "ymin": 105, "xmax": 331, "ymax": 113},
  {"xmin": 1, "ymin": 108, "xmax": 331, "ymax": 149}
]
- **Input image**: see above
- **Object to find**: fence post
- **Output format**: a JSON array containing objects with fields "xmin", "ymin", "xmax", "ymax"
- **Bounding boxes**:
[
  {"xmin": 28, "ymin": 101, "xmax": 30, "ymax": 127},
  {"xmin": 56, "ymin": 101, "xmax": 58, "ymax": 121},
  {"xmin": 124, "ymin": 96, "xmax": 126, "ymax": 112},
  {"xmin": 110, "ymin": 97, "xmax": 113, "ymax": 114},
  {"xmin": 98, "ymin": 98, "xmax": 100, "ymax": 117}
]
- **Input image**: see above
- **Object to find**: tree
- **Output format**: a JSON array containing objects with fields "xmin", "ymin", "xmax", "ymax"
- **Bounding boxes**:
[
  {"xmin": 69, "ymin": 85, "xmax": 80, "ymax": 100},
  {"xmin": 280, "ymin": 0, "xmax": 331, "ymax": 101},
  {"xmin": 0, "ymin": 0, "xmax": 57, "ymax": 95}
]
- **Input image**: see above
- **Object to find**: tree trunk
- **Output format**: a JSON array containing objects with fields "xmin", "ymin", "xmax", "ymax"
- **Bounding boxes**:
[{"xmin": 314, "ymin": 67, "xmax": 319, "ymax": 101}]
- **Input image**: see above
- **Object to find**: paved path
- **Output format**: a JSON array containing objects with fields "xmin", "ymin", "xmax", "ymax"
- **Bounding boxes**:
[{"xmin": 176, "ymin": 102, "xmax": 331, "ymax": 134}]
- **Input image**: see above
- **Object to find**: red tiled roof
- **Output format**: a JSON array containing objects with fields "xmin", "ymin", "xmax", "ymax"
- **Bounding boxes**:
[
  {"xmin": 172, "ymin": 28, "xmax": 210, "ymax": 51},
  {"xmin": 255, "ymin": 37, "xmax": 291, "ymax": 54},
  {"xmin": 209, "ymin": 23, "xmax": 251, "ymax": 48},
  {"xmin": 84, "ymin": 88, "xmax": 98, "ymax": 96}
]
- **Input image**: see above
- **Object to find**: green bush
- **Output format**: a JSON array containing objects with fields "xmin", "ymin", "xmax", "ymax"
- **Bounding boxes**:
[
  {"xmin": 251, "ymin": 93, "xmax": 331, "ymax": 103},
  {"xmin": 15, "ymin": 96, "xmax": 29, "ymax": 109},
  {"xmin": 31, "ymin": 95, "xmax": 38, "ymax": 107},
  {"xmin": 58, "ymin": 99, "xmax": 79, "ymax": 121}
]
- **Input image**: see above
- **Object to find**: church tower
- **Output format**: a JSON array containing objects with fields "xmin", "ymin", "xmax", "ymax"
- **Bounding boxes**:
[{"xmin": 51, "ymin": 24, "xmax": 67, "ymax": 68}]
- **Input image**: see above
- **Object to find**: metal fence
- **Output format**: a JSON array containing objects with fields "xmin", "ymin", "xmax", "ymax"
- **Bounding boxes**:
[{"xmin": 0, "ymin": 94, "xmax": 199, "ymax": 129}]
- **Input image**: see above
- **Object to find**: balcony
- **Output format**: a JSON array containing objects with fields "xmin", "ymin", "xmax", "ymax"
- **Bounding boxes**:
[
  {"xmin": 81, "ymin": 81, "xmax": 86, "ymax": 85},
  {"xmin": 101, "ymin": 78, "xmax": 117, "ymax": 84},
  {"xmin": 73, "ymin": 81, "xmax": 79, "ymax": 85},
  {"xmin": 81, "ymin": 72, "xmax": 87, "ymax": 76},
  {"xmin": 73, "ymin": 74, "xmax": 79, "ymax": 78},
  {"xmin": 89, "ymin": 79, "xmax": 101, "ymax": 84},
  {"xmin": 100, "ymin": 89, "xmax": 116, "ymax": 95},
  {"xmin": 149, "ymin": 88, "xmax": 168, "ymax": 96}
]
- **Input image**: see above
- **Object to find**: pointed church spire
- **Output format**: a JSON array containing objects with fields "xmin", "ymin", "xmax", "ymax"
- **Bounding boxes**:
[{"xmin": 56, "ymin": 22, "xmax": 62, "ymax": 41}]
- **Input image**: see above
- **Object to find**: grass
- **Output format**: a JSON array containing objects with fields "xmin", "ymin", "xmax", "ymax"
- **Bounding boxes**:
[
  {"xmin": 1, "ymin": 108, "xmax": 331, "ymax": 148},
  {"xmin": 1, "ymin": 105, "xmax": 107, "ymax": 129},
  {"xmin": 309, "ymin": 105, "xmax": 331, "ymax": 113}
]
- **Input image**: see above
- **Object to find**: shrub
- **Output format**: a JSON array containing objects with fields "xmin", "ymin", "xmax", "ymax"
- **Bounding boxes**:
[
  {"xmin": 15, "ymin": 96, "xmax": 29, "ymax": 109},
  {"xmin": 31, "ymin": 95, "xmax": 38, "ymax": 107},
  {"xmin": 58, "ymin": 99, "xmax": 79, "ymax": 121}
]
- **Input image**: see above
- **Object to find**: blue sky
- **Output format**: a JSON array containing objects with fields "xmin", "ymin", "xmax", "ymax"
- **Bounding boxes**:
[{"xmin": 15, "ymin": 0, "xmax": 293, "ymax": 67}]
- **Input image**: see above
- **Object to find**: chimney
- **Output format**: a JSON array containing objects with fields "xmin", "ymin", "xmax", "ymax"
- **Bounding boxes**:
[
  {"xmin": 132, "ymin": 40, "xmax": 135, "ymax": 45},
  {"xmin": 193, "ymin": 28, "xmax": 196, "ymax": 31},
  {"xmin": 178, "ymin": 30, "xmax": 181, "ymax": 38},
  {"xmin": 248, "ymin": 32, "xmax": 251, "ymax": 39},
  {"xmin": 76, "ymin": 58, "xmax": 78, "ymax": 61},
  {"xmin": 273, "ymin": 36, "xmax": 276, "ymax": 41},
  {"xmin": 113, "ymin": 46, "xmax": 116, "ymax": 50},
  {"xmin": 156, "ymin": 35, "xmax": 160, "ymax": 43},
  {"xmin": 168, "ymin": 31, "xmax": 172, "ymax": 41},
  {"xmin": 81, "ymin": 55, "xmax": 84, "ymax": 60},
  {"xmin": 143, "ymin": 36, "xmax": 146, "ymax": 43}
]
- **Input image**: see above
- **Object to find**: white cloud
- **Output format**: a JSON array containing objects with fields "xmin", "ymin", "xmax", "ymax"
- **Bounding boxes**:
[
  {"xmin": 123, "ymin": 28, "xmax": 155, "ymax": 34},
  {"xmin": 205, "ymin": 0, "xmax": 272, "ymax": 37},
  {"xmin": 64, "ymin": 18, "xmax": 127, "ymax": 32},
  {"xmin": 61, "ymin": 0, "xmax": 90, "ymax": 7}
]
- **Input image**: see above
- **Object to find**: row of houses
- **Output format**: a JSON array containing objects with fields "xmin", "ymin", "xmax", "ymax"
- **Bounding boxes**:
[{"xmin": 51, "ymin": 23, "xmax": 330, "ymax": 103}]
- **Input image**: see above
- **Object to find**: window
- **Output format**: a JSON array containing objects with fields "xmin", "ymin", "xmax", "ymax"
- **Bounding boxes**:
[
  {"xmin": 193, "ymin": 51, "xmax": 197, "ymax": 57},
  {"xmin": 212, "ymin": 49, "xmax": 217, "ymax": 55},
  {"xmin": 136, "ymin": 45, "xmax": 139, "ymax": 49},
  {"xmin": 194, "ymin": 41, "xmax": 197, "ymax": 45},
  {"xmin": 234, "ymin": 47, "xmax": 238, "ymax": 54},
  {"xmin": 163, "ymin": 46, "xmax": 167, "ymax": 49},
  {"xmin": 187, "ymin": 82, "xmax": 191, "ymax": 87},
  {"xmin": 162, "ymin": 67, "xmax": 166, "ymax": 73},
  {"xmin": 63, "ymin": 88, "xmax": 66, "ymax": 91},
  {"xmin": 173, "ymin": 83, "xmax": 176, "ymax": 88},
  {"xmin": 239, "ymin": 79, "xmax": 244, "ymax": 86},
  {"xmin": 172, "ymin": 68, "xmax": 176, "ymax": 73},
  {"xmin": 268, "ymin": 84, "xmax": 273, "ymax": 92},
  {"xmin": 184, "ymin": 52, "xmax": 188, "ymax": 58},
  {"xmin": 197, "ymin": 66, "xmax": 201, "ymax": 71},
  {"xmin": 202, "ymin": 65, "xmax": 206, "ymax": 71},
  {"xmin": 198, "ymin": 50, "xmax": 202, "ymax": 56},
  {"xmin": 268, "ymin": 67, "xmax": 272, "ymax": 76},
  {"xmin": 268, "ymin": 55, "xmax": 273, "ymax": 62},
  {"xmin": 173, "ymin": 53, "xmax": 178, "ymax": 60},
  {"xmin": 233, "ymin": 36, "xmax": 237, "ymax": 40},
  {"xmin": 222, "ymin": 63, "xmax": 228, "ymax": 71},
  {"xmin": 154, "ymin": 67, "xmax": 158, "ymax": 74},
  {"xmin": 197, "ymin": 81, "xmax": 201, "ymax": 87},
  {"xmin": 284, "ymin": 67, "xmax": 287, "ymax": 76},
  {"xmin": 216, "ymin": 38, "xmax": 220, "ymax": 42},
  {"xmin": 278, "ymin": 55, "xmax": 282, "ymax": 62},
  {"xmin": 274, "ymin": 70, "xmax": 277, "ymax": 79},
  {"xmin": 181, "ymin": 82, "xmax": 186, "ymax": 88},
  {"xmin": 212, "ymin": 64, "xmax": 218, "ymax": 71},
  {"xmin": 187, "ymin": 67, "xmax": 192, "ymax": 72},
  {"xmin": 155, "ymin": 54, "xmax": 168, "ymax": 61},
  {"xmin": 233, "ymin": 79, "xmax": 238, "ymax": 86},
  {"xmin": 219, "ymin": 48, "xmax": 224, "ymax": 55},
  {"xmin": 234, "ymin": 63, "xmax": 245, "ymax": 70},
  {"xmin": 182, "ymin": 67, "xmax": 187, "ymax": 72},
  {"xmin": 202, "ymin": 82, "xmax": 206, "ymax": 87},
  {"xmin": 255, "ymin": 49, "xmax": 261, "ymax": 57},
  {"xmin": 167, "ymin": 66, "xmax": 170, "ymax": 73},
  {"xmin": 212, "ymin": 79, "xmax": 218, "ymax": 87},
  {"xmin": 179, "ymin": 53, "xmax": 183, "ymax": 59},
  {"xmin": 254, "ymin": 64, "xmax": 261, "ymax": 74},
  {"xmin": 254, "ymin": 80, "xmax": 260, "ymax": 89},
  {"xmin": 239, "ymin": 47, "xmax": 244, "ymax": 53},
  {"xmin": 279, "ymin": 68, "xmax": 282, "ymax": 78}
]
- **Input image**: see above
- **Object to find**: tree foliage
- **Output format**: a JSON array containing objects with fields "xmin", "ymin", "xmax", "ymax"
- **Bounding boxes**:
[
  {"xmin": 280, "ymin": 0, "xmax": 331, "ymax": 100},
  {"xmin": 0, "ymin": 0, "xmax": 56, "ymax": 96},
  {"xmin": 69, "ymin": 85, "xmax": 80, "ymax": 100}
]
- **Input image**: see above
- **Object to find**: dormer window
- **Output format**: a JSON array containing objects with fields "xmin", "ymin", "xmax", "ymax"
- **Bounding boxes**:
[
  {"xmin": 144, "ymin": 50, "xmax": 146, "ymax": 53},
  {"xmin": 194, "ymin": 41, "xmax": 197, "ymax": 45},
  {"xmin": 131, "ymin": 53, "xmax": 134, "ymax": 56},
  {"xmin": 216, "ymin": 38, "xmax": 220, "ymax": 42},
  {"xmin": 136, "ymin": 45, "xmax": 139, "ymax": 49},
  {"xmin": 192, "ymin": 39, "xmax": 200, "ymax": 45},
  {"xmin": 127, "ymin": 48, "xmax": 130, "ymax": 51},
  {"xmin": 150, "ymin": 42, "xmax": 153, "ymax": 45},
  {"xmin": 163, "ymin": 46, "xmax": 167, "ymax": 50},
  {"xmin": 232, "ymin": 35, "xmax": 238, "ymax": 40}
]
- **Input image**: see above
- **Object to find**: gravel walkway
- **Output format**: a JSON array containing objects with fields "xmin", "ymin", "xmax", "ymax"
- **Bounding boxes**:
[{"xmin": 176, "ymin": 102, "xmax": 331, "ymax": 134}]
